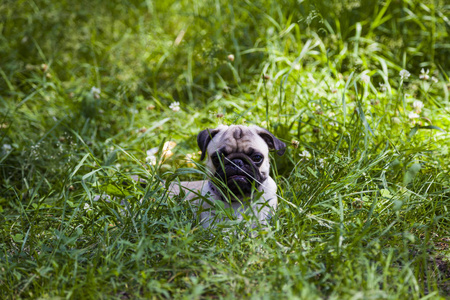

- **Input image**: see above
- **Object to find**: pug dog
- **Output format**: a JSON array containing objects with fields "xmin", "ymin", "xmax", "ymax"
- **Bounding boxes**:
[{"xmin": 169, "ymin": 125, "xmax": 286, "ymax": 228}]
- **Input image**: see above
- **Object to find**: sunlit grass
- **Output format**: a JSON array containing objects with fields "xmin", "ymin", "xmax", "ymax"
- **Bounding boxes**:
[{"xmin": 1, "ymin": 0, "xmax": 449, "ymax": 298}]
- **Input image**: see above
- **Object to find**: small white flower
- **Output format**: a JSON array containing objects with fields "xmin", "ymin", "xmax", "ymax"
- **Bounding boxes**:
[
  {"xmin": 412, "ymin": 100, "xmax": 424, "ymax": 113},
  {"xmin": 399, "ymin": 69, "xmax": 411, "ymax": 80},
  {"xmin": 90, "ymin": 86, "xmax": 101, "ymax": 99},
  {"xmin": 299, "ymin": 150, "xmax": 311, "ymax": 159},
  {"xmin": 90, "ymin": 87, "xmax": 101, "ymax": 94},
  {"xmin": 408, "ymin": 111, "xmax": 420, "ymax": 119},
  {"xmin": 93, "ymin": 194, "xmax": 111, "ymax": 202},
  {"xmin": 419, "ymin": 68, "xmax": 429, "ymax": 80},
  {"xmin": 431, "ymin": 76, "xmax": 438, "ymax": 83},
  {"xmin": 327, "ymin": 112, "xmax": 338, "ymax": 126},
  {"xmin": 84, "ymin": 203, "xmax": 91, "ymax": 210},
  {"xmin": 318, "ymin": 158, "xmax": 325, "ymax": 168},
  {"xmin": 169, "ymin": 102, "xmax": 180, "ymax": 112},
  {"xmin": 227, "ymin": 54, "xmax": 235, "ymax": 62},
  {"xmin": 146, "ymin": 155, "xmax": 157, "ymax": 165},
  {"xmin": 146, "ymin": 147, "xmax": 158, "ymax": 165},
  {"xmin": 379, "ymin": 83, "xmax": 387, "ymax": 92},
  {"xmin": 2, "ymin": 144, "xmax": 12, "ymax": 154},
  {"xmin": 361, "ymin": 74, "xmax": 370, "ymax": 84},
  {"xmin": 146, "ymin": 148, "xmax": 158, "ymax": 156}
]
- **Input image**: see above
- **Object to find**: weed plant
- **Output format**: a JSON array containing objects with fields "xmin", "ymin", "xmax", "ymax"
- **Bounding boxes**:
[{"xmin": 1, "ymin": 0, "xmax": 449, "ymax": 299}]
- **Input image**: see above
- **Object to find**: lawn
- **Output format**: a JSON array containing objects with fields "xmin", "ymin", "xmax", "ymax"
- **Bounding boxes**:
[{"xmin": 1, "ymin": 0, "xmax": 449, "ymax": 298}]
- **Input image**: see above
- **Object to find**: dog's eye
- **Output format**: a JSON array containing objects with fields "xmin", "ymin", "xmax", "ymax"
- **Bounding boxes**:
[{"xmin": 252, "ymin": 154, "xmax": 263, "ymax": 163}]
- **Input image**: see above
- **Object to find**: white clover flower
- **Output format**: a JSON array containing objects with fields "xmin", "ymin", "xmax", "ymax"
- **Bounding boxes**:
[
  {"xmin": 146, "ymin": 148, "xmax": 158, "ymax": 156},
  {"xmin": 399, "ymin": 69, "xmax": 411, "ymax": 80},
  {"xmin": 93, "ymin": 194, "xmax": 112, "ymax": 202},
  {"xmin": 146, "ymin": 147, "xmax": 158, "ymax": 165},
  {"xmin": 169, "ymin": 101, "xmax": 180, "ymax": 112},
  {"xmin": 318, "ymin": 158, "xmax": 325, "ymax": 168},
  {"xmin": 412, "ymin": 100, "xmax": 424, "ymax": 113},
  {"xmin": 408, "ymin": 111, "xmax": 420, "ymax": 119},
  {"xmin": 419, "ymin": 68, "xmax": 429, "ymax": 80},
  {"xmin": 361, "ymin": 74, "xmax": 370, "ymax": 84},
  {"xmin": 90, "ymin": 86, "xmax": 101, "ymax": 99},
  {"xmin": 327, "ymin": 112, "xmax": 338, "ymax": 126},
  {"xmin": 379, "ymin": 83, "xmax": 387, "ymax": 92},
  {"xmin": 299, "ymin": 150, "xmax": 311, "ymax": 159},
  {"xmin": 145, "ymin": 155, "xmax": 157, "ymax": 165},
  {"xmin": 2, "ymin": 144, "xmax": 12, "ymax": 153}
]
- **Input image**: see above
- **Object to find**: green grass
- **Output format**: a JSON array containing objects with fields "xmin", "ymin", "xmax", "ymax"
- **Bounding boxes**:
[{"xmin": 1, "ymin": 0, "xmax": 450, "ymax": 298}]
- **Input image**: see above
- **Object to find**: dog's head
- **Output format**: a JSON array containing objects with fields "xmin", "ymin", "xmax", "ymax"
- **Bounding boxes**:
[{"xmin": 197, "ymin": 125, "xmax": 286, "ymax": 196}]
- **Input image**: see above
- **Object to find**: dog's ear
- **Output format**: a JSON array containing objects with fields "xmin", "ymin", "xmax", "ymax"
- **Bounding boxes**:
[
  {"xmin": 256, "ymin": 128, "xmax": 286, "ymax": 156},
  {"xmin": 197, "ymin": 128, "xmax": 220, "ymax": 160}
]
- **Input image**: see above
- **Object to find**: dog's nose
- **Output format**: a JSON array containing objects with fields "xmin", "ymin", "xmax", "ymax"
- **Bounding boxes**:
[{"xmin": 231, "ymin": 158, "xmax": 244, "ymax": 168}]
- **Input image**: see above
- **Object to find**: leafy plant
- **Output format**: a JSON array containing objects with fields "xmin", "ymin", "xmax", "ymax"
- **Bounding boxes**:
[{"xmin": 1, "ymin": 0, "xmax": 449, "ymax": 298}]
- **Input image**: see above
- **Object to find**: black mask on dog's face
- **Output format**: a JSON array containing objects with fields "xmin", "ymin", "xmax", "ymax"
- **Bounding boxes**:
[
  {"xmin": 211, "ymin": 149, "xmax": 265, "ymax": 196},
  {"xmin": 197, "ymin": 125, "xmax": 286, "ymax": 198}
]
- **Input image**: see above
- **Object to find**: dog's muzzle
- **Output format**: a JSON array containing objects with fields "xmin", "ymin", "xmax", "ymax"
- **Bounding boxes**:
[{"xmin": 214, "ymin": 153, "xmax": 262, "ymax": 196}]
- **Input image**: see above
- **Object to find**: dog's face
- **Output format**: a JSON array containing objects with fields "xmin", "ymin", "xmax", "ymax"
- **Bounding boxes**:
[{"xmin": 197, "ymin": 125, "xmax": 286, "ymax": 196}]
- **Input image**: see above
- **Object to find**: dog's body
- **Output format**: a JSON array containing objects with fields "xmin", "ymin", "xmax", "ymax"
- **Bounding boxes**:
[{"xmin": 169, "ymin": 125, "xmax": 286, "ymax": 228}]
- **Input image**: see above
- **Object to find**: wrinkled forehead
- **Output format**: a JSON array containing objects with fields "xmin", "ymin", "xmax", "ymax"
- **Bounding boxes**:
[{"xmin": 208, "ymin": 126, "xmax": 268, "ymax": 155}]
